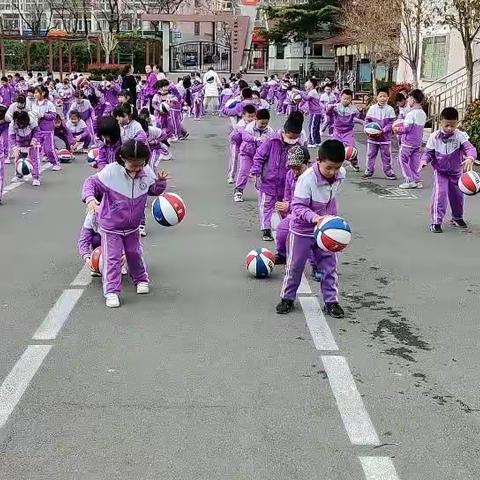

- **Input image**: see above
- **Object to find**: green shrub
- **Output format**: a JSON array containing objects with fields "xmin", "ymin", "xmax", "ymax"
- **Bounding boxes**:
[
  {"xmin": 87, "ymin": 63, "xmax": 126, "ymax": 80},
  {"xmin": 462, "ymin": 100, "xmax": 480, "ymax": 149}
]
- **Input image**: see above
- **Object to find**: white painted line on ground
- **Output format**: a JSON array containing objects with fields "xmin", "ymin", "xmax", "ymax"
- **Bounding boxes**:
[
  {"xmin": 32, "ymin": 289, "xmax": 84, "ymax": 340},
  {"xmin": 2, "ymin": 164, "xmax": 52, "ymax": 197},
  {"xmin": 359, "ymin": 456, "xmax": 401, "ymax": 480},
  {"xmin": 297, "ymin": 273, "xmax": 312, "ymax": 295},
  {"xmin": 322, "ymin": 355, "xmax": 380, "ymax": 446},
  {"xmin": 299, "ymin": 296, "xmax": 338, "ymax": 351},
  {"xmin": 70, "ymin": 264, "xmax": 93, "ymax": 287},
  {"xmin": 0, "ymin": 345, "xmax": 52, "ymax": 429}
]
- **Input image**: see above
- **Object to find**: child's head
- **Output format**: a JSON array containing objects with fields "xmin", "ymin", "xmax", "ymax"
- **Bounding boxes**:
[
  {"xmin": 377, "ymin": 87, "xmax": 389, "ymax": 105},
  {"xmin": 113, "ymin": 103, "xmax": 134, "ymax": 126},
  {"xmin": 238, "ymin": 79, "xmax": 248, "ymax": 91},
  {"xmin": 183, "ymin": 75, "xmax": 192, "ymax": 89},
  {"xmin": 34, "ymin": 85, "xmax": 48, "ymax": 100},
  {"xmin": 0, "ymin": 105, "xmax": 7, "ymax": 121},
  {"xmin": 69, "ymin": 110, "xmax": 81, "ymax": 125},
  {"xmin": 15, "ymin": 94, "xmax": 26, "ymax": 109},
  {"xmin": 97, "ymin": 116, "xmax": 121, "ymax": 144},
  {"xmin": 317, "ymin": 139, "xmax": 345, "ymax": 179},
  {"xmin": 241, "ymin": 87, "xmax": 253, "ymax": 100},
  {"xmin": 254, "ymin": 79, "xmax": 261, "ymax": 88},
  {"xmin": 139, "ymin": 107, "xmax": 151, "ymax": 125},
  {"xmin": 324, "ymin": 84, "xmax": 332, "ymax": 95},
  {"xmin": 27, "ymin": 88, "xmax": 34, "ymax": 99},
  {"xmin": 287, "ymin": 144, "xmax": 310, "ymax": 177},
  {"xmin": 283, "ymin": 111, "xmax": 304, "ymax": 143},
  {"xmin": 117, "ymin": 89, "xmax": 131, "ymax": 104},
  {"xmin": 309, "ymin": 78, "xmax": 318, "ymax": 91},
  {"xmin": 74, "ymin": 90, "xmax": 84, "ymax": 102},
  {"xmin": 119, "ymin": 139, "xmax": 150, "ymax": 174},
  {"xmin": 340, "ymin": 89, "xmax": 353, "ymax": 106},
  {"xmin": 1, "ymin": 76, "xmax": 7, "ymax": 86},
  {"xmin": 408, "ymin": 88, "xmax": 424, "ymax": 107},
  {"xmin": 255, "ymin": 108, "xmax": 270, "ymax": 129},
  {"xmin": 242, "ymin": 104, "xmax": 256, "ymax": 124},
  {"xmin": 63, "ymin": 78, "xmax": 69, "ymax": 85},
  {"xmin": 156, "ymin": 79, "xmax": 170, "ymax": 95},
  {"xmin": 13, "ymin": 110, "xmax": 31, "ymax": 129},
  {"xmin": 54, "ymin": 114, "xmax": 63, "ymax": 128},
  {"xmin": 251, "ymin": 90, "xmax": 260, "ymax": 104},
  {"xmin": 395, "ymin": 92, "xmax": 407, "ymax": 107},
  {"xmin": 440, "ymin": 107, "xmax": 459, "ymax": 135}
]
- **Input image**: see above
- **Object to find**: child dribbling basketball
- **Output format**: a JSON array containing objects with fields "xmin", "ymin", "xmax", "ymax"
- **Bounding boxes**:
[{"xmin": 82, "ymin": 139, "xmax": 169, "ymax": 308}]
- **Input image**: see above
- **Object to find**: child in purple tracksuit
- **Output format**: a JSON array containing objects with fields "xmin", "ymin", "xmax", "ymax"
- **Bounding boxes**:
[
  {"xmin": 227, "ymin": 104, "xmax": 256, "ymax": 185},
  {"xmin": 54, "ymin": 114, "xmax": 74, "ymax": 152},
  {"xmin": 96, "ymin": 116, "xmax": 121, "ymax": 171},
  {"xmin": 0, "ymin": 77, "xmax": 14, "ymax": 106},
  {"xmin": 66, "ymin": 110, "xmax": 91, "ymax": 150},
  {"xmin": 69, "ymin": 91, "xmax": 94, "ymax": 139},
  {"xmin": 138, "ymin": 108, "xmax": 172, "ymax": 167},
  {"xmin": 232, "ymin": 108, "xmax": 273, "ymax": 202},
  {"xmin": 100, "ymin": 75, "xmax": 120, "ymax": 116},
  {"xmin": 364, "ymin": 87, "xmax": 397, "ymax": 179},
  {"xmin": 276, "ymin": 81, "xmax": 288, "ymax": 115},
  {"xmin": 57, "ymin": 79, "xmax": 74, "ymax": 117},
  {"xmin": 151, "ymin": 80, "xmax": 174, "ymax": 137},
  {"xmin": 294, "ymin": 78, "xmax": 325, "ymax": 147},
  {"xmin": 191, "ymin": 80, "xmax": 205, "ymax": 120},
  {"xmin": 0, "ymin": 105, "xmax": 9, "ymax": 161},
  {"xmin": 393, "ymin": 89, "xmax": 427, "ymax": 189},
  {"xmin": 82, "ymin": 139, "xmax": 168, "ymax": 308},
  {"xmin": 274, "ymin": 145, "xmax": 310, "ymax": 265},
  {"xmin": 114, "ymin": 103, "xmax": 147, "ymax": 144},
  {"xmin": 9, "ymin": 111, "xmax": 41, "ymax": 186},
  {"xmin": 419, "ymin": 107, "xmax": 477, "ymax": 233},
  {"xmin": 266, "ymin": 76, "xmax": 278, "ymax": 105},
  {"xmin": 325, "ymin": 89, "xmax": 363, "ymax": 172},
  {"xmin": 251, "ymin": 111, "xmax": 305, "ymax": 241},
  {"xmin": 222, "ymin": 87, "xmax": 257, "ymax": 118},
  {"xmin": 277, "ymin": 140, "xmax": 346, "ymax": 317},
  {"xmin": 31, "ymin": 85, "xmax": 60, "ymax": 169}
]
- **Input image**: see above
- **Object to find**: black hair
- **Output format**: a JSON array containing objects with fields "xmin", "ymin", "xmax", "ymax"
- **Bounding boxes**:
[
  {"xmin": 156, "ymin": 79, "xmax": 170, "ymax": 89},
  {"xmin": 310, "ymin": 78, "xmax": 318, "ymax": 88},
  {"xmin": 284, "ymin": 111, "xmax": 304, "ymax": 134},
  {"xmin": 118, "ymin": 89, "xmax": 131, "ymax": 99},
  {"xmin": 342, "ymin": 89, "xmax": 353, "ymax": 98},
  {"xmin": 139, "ymin": 107, "xmax": 151, "ymax": 120},
  {"xmin": 252, "ymin": 90, "xmax": 260, "ymax": 97},
  {"xmin": 254, "ymin": 80, "xmax": 261, "ymax": 87},
  {"xmin": 1, "ymin": 76, "xmax": 7, "ymax": 82},
  {"xmin": 256, "ymin": 108, "xmax": 270, "ymax": 120},
  {"xmin": 15, "ymin": 94, "xmax": 26, "ymax": 104},
  {"xmin": 138, "ymin": 117, "xmax": 149, "ymax": 133},
  {"xmin": 97, "ymin": 116, "xmax": 121, "ymax": 144},
  {"xmin": 104, "ymin": 74, "xmax": 113, "ymax": 82},
  {"xmin": 241, "ymin": 87, "xmax": 253, "ymax": 99},
  {"xmin": 440, "ymin": 107, "xmax": 459, "ymax": 121},
  {"xmin": 394, "ymin": 92, "xmax": 406, "ymax": 102},
  {"xmin": 69, "ymin": 109, "xmax": 81, "ymax": 120},
  {"xmin": 119, "ymin": 139, "xmax": 150, "ymax": 166},
  {"xmin": 74, "ymin": 89, "xmax": 85, "ymax": 99},
  {"xmin": 377, "ymin": 87, "xmax": 389, "ymax": 95},
  {"xmin": 34, "ymin": 85, "xmax": 49, "ymax": 98},
  {"xmin": 238, "ymin": 79, "xmax": 248, "ymax": 90},
  {"xmin": 113, "ymin": 103, "xmax": 134, "ymax": 118},
  {"xmin": 13, "ymin": 110, "xmax": 30, "ymax": 128},
  {"xmin": 243, "ymin": 104, "xmax": 256, "ymax": 115},
  {"xmin": 121, "ymin": 64, "xmax": 132, "ymax": 76},
  {"xmin": 0, "ymin": 105, "xmax": 6, "ymax": 120},
  {"xmin": 408, "ymin": 88, "xmax": 425, "ymax": 104},
  {"xmin": 318, "ymin": 139, "xmax": 345, "ymax": 163}
]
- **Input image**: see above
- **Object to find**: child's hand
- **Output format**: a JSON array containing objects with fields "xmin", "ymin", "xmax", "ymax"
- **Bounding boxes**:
[
  {"xmin": 417, "ymin": 160, "xmax": 428, "ymax": 173},
  {"xmin": 275, "ymin": 201, "xmax": 289, "ymax": 213},
  {"xmin": 157, "ymin": 170, "xmax": 170, "ymax": 181},
  {"xmin": 86, "ymin": 199, "xmax": 99, "ymax": 215},
  {"xmin": 313, "ymin": 215, "xmax": 325, "ymax": 226},
  {"xmin": 462, "ymin": 157, "xmax": 475, "ymax": 172}
]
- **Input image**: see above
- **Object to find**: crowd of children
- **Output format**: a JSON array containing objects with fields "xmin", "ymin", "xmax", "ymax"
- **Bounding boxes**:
[{"xmin": 0, "ymin": 68, "xmax": 476, "ymax": 315}]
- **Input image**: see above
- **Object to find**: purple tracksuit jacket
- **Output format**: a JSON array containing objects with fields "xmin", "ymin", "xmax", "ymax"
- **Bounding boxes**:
[
  {"xmin": 222, "ymin": 99, "xmax": 257, "ymax": 117},
  {"xmin": 423, "ymin": 129, "xmax": 477, "ymax": 224},
  {"xmin": 119, "ymin": 120, "xmax": 148, "ymax": 144},
  {"xmin": 365, "ymin": 104, "xmax": 396, "ymax": 144},
  {"xmin": 97, "ymin": 141, "xmax": 121, "ymax": 171},
  {"xmin": 78, "ymin": 212, "xmax": 101, "ymax": 259},
  {"xmin": 0, "ymin": 84, "xmax": 14, "ymax": 106},
  {"xmin": 326, "ymin": 103, "xmax": 363, "ymax": 147}
]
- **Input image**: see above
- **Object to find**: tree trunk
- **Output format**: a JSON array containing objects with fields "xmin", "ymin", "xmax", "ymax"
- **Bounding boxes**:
[
  {"xmin": 411, "ymin": 60, "xmax": 419, "ymax": 88},
  {"xmin": 371, "ymin": 59, "xmax": 378, "ymax": 95},
  {"xmin": 465, "ymin": 43, "xmax": 474, "ymax": 105}
]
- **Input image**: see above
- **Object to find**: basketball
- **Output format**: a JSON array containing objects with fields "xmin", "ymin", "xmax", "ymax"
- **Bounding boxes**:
[
  {"xmin": 392, "ymin": 119, "xmax": 404, "ymax": 132},
  {"xmin": 87, "ymin": 148, "xmax": 99, "ymax": 167},
  {"xmin": 160, "ymin": 102, "xmax": 171, "ymax": 114},
  {"xmin": 293, "ymin": 93, "xmax": 302, "ymax": 103},
  {"xmin": 458, "ymin": 170, "xmax": 480, "ymax": 196},
  {"xmin": 151, "ymin": 192, "xmax": 186, "ymax": 226},
  {"xmin": 76, "ymin": 77, "xmax": 87, "ymax": 90},
  {"xmin": 57, "ymin": 148, "xmax": 73, "ymax": 163},
  {"xmin": 16, "ymin": 159, "xmax": 33, "ymax": 176},
  {"xmin": 245, "ymin": 248, "xmax": 275, "ymax": 278},
  {"xmin": 225, "ymin": 98, "xmax": 238, "ymax": 109},
  {"xmin": 314, "ymin": 215, "xmax": 352, "ymax": 252},
  {"xmin": 90, "ymin": 246, "xmax": 103, "ymax": 274},
  {"xmin": 345, "ymin": 146, "xmax": 358, "ymax": 162},
  {"xmin": 365, "ymin": 122, "xmax": 382, "ymax": 136}
]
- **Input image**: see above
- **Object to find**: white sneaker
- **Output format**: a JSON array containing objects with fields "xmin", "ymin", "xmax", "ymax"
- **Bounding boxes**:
[
  {"xmin": 11, "ymin": 175, "xmax": 23, "ymax": 183},
  {"xmin": 121, "ymin": 265, "xmax": 128, "ymax": 275},
  {"xmin": 233, "ymin": 191, "xmax": 244, "ymax": 202},
  {"xmin": 415, "ymin": 182, "xmax": 423, "ymax": 189},
  {"xmin": 52, "ymin": 164, "xmax": 62, "ymax": 171},
  {"xmin": 90, "ymin": 270, "xmax": 101, "ymax": 277},
  {"xmin": 32, "ymin": 178, "xmax": 41, "ymax": 186},
  {"xmin": 139, "ymin": 225, "xmax": 147, "ymax": 237},
  {"xmin": 105, "ymin": 293, "xmax": 120, "ymax": 308},
  {"xmin": 227, "ymin": 176, "xmax": 234, "ymax": 184},
  {"xmin": 398, "ymin": 181, "xmax": 416, "ymax": 189},
  {"xmin": 136, "ymin": 282, "xmax": 150, "ymax": 294}
]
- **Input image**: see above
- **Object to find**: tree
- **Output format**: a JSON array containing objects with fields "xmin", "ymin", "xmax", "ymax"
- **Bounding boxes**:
[
  {"xmin": 98, "ymin": 29, "xmax": 118, "ymax": 64},
  {"xmin": 136, "ymin": 0, "xmax": 192, "ymax": 33},
  {"xmin": 47, "ymin": 0, "xmax": 89, "ymax": 34},
  {"xmin": 12, "ymin": 0, "xmax": 53, "ymax": 35},
  {"xmin": 438, "ymin": 0, "xmax": 480, "ymax": 104},
  {"xmin": 399, "ymin": 0, "xmax": 433, "ymax": 87},
  {"xmin": 342, "ymin": 0, "xmax": 401, "ymax": 94},
  {"xmin": 261, "ymin": 0, "xmax": 342, "ymax": 43}
]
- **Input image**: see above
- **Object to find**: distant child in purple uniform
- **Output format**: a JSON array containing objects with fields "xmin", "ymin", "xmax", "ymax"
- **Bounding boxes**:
[
  {"xmin": 419, "ymin": 107, "xmax": 477, "ymax": 233},
  {"xmin": 364, "ymin": 87, "xmax": 397, "ymax": 179},
  {"xmin": 82, "ymin": 139, "xmax": 169, "ymax": 308},
  {"xmin": 96, "ymin": 116, "xmax": 121, "ymax": 171},
  {"xmin": 251, "ymin": 111, "xmax": 305, "ymax": 241},
  {"xmin": 277, "ymin": 140, "xmax": 346, "ymax": 318},
  {"xmin": 393, "ymin": 88, "xmax": 426, "ymax": 189}
]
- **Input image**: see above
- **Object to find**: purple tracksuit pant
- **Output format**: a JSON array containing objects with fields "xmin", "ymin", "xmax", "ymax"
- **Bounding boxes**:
[
  {"xmin": 0, "ymin": 154, "xmax": 3, "ymax": 203},
  {"xmin": 100, "ymin": 229, "xmax": 148, "ymax": 296},
  {"xmin": 399, "ymin": 145, "xmax": 422, "ymax": 183},
  {"xmin": 171, "ymin": 109, "xmax": 187, "ymax": 137},
  {"xmin": 0, "ymin": 128, "xmax": 8, "ymax": 158},
  {"xmin": 235, "ymin": 154, "xmax": 253, "ymax": 192},
  {"xmin": 38, "ymin": 130, "xmax": 59, "ymax": 166},
  {"xmin": 334, "ymin": 130, "xmax": 359, "ymax": 168},
  {"xmin": 366, "ymin": 142, "xmax": 394, "ymax": 176},
  {"xmin": 228, "ymin": 143, "xmax": 240, "ymax": 179},
  {"xmin": 308, "ymin": 113, "xmax": 322, "ymax": 145},
  {"xmin": 156, "ymin": 114, "xmax": 174, "ymax": 138},
  {"xmin": 258, "ymin": 190, "xmax": 282, "ymax": 230},
  {"xmin": 431, "ymin": 170, "xmax": 464, "ymax": 225},
  {"xmin": 280, "ymin": 232, "xmax": 338, "ymax": 303}
]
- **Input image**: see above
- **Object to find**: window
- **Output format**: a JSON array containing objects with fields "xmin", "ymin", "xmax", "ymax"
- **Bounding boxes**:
[
  {"xmin": 312, "ymin": 43, "xmax": 323, "ymax": 57},
  {"xmin": 194, "ymin": 21, "xmax": 200, "ymax": 36},
  {"xmin": 421, "ymin": 35, "xmax": 448, "ymax": 80},
  {"xmin": 276, "ymin": 44, "xmax": 285, "ymax": 60}
]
